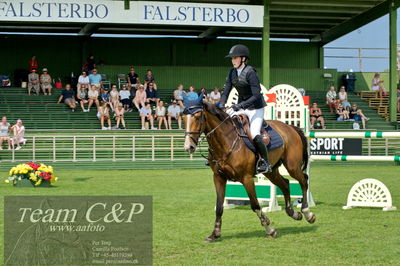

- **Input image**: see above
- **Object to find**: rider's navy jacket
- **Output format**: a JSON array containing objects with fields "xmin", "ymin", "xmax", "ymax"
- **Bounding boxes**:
[{"xmin": 220, "ymin": 64, "xmax": 266, "ymax": 110}]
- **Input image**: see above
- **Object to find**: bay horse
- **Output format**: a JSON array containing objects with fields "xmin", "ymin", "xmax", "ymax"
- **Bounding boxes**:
[{"xmin": 183, "ymin": 94, "xmax": 315, "ymax": 241}]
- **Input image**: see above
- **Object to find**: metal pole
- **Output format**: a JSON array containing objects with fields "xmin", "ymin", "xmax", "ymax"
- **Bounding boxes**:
[
  {"xmin": 112, "ymin": 136, "xmax": 116, "ymax": 162},
  {"xmin": 132, "ymin": 136, "xmax": 135, "ymax": 161},
  {"xmin": 73, "ymin": 136, "xmax": 76, "ymax": 162},
  {"xmin": 32, "ymin": 136, "xmax": 36, "ymax": 162},
  {"xmin": 389, "ymin": 0, "xmax": 398, "ymax": 122},
  {"xmin": 53, "ymin": 136, "xmax": 56, "ymax": 162},
  {"xmin": 358, "ymin": 48, "xmax": 362, "ymax": 72},
  {"xmin": 171, "ymin": 136, "xmax": 174, "ymax": 160},
  {"xmin": 261, "ymin": 0, "xmax": 270, "ymax": 88},
  {"xmin": 93, "ymin": 136, "xmax": 96, "ymax": 162}
]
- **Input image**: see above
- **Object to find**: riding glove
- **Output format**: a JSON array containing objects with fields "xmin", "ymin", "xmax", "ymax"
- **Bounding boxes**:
[{"xmin": 231, "ymin": 103, "xmax": 242, "ymax": 111}]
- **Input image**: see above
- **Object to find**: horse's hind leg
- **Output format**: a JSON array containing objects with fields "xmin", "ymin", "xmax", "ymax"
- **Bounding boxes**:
[
  {"xmin": 264, "ymin": 169, "xmax": 302, "ymax": 221},
  {"xmin": 242, "ymin": 175, "xmax": 277, "ymax": 238},
  {"xmin": 205, "ymin": 173, "xmax": 226, "ymax": 242}
]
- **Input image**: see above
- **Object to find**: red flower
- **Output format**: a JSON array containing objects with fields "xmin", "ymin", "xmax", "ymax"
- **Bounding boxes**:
[
  {"xmin": 44, "ymin": 173, "xmax": 51, "ymax": 181},
  {"xmin": 26, "ymin": 162, "xmax": 41, "ymax": 171}
]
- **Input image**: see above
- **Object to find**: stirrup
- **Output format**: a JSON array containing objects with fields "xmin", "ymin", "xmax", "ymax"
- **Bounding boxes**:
[
  {"xmin": 256, "ymin": 158, "xmax": 272, "ymax": 174},
  {"xmin": 205, "ymin": 160, "xmax": 210, "ymax": 166}
]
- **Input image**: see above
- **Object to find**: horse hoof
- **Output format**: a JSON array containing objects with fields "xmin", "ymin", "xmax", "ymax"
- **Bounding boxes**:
[
  {"xmin": 266, "ymin": 228, "xmax": 278, "ymax": 238},
  {"xmin": 306, "ymin": 213, "xmax": 316, "ymax": 224},
  {"xmin": 293, "ymin": 211, "xmax": 303, "ymax": 221},
  {"xmin": 204, "ymin": 235, "xmax": 219, "ymax": 243}
]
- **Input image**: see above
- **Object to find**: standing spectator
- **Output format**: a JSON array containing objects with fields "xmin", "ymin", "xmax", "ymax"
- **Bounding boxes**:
[
  {"xmin": 12, "ymin": 119, "xmax": 26, "ymax": 150},
  {"xmin": 28, "ymin": 55, "xmax": 38, "ymax": 72},
  {"xmin": 139, "ymin": 103, "xmax": 155, "ymax": 130},
  {"xmin": 338, "ymin": 86, "xmax": 351, "ymax": 110},
  {"xmin": 326, "ymin": 86, "xmax": 337, "ymax": 113},
  {"xmin": 127, "ymin": 67, "xmax": 140, "ymax": 98},
  {"xmin": 167, "ymin": 100, "xmax": 182, "ymax": 130},
  {"xmin": 371, "ymin": 73, "xmax": 386, "ymax": 98},
  {"xmin": 77, "ymin": 86, "xmax": 89, "ymax": 112},
  {"xmin": 27, "ymin": 68, "xmax": 40, "ymax": 96},
  {"xmin": 109, "ymin": 84, "xmax": 120, "ymax": 111},
  {"xmin": 101, "ymin": 88, "xmax": 113, "ymax": 111},
  {"xmin": 87, "ymin": 85, "xmax": 100, "ymax": 112},
  {"xmin": 146, "ymin": 82, "xmax": 159, "ymax": 105},
  {"xmin": 0, "ymin": 116, "xmax": 11, "ymax": 150},
  {"xmin": 144, "ymin": 69, "xmax": 156, "ymax": 89},
  {"xmin": 97, "ymin": 101, "xmax": 111, "ymax": 130},
  {"xmin": 174, "ymin": 84, "xmax": 185, "ymax": 107},
  {"xmin": 336, "ymin": 103, "xmax": 350, "ymax": 121},
  {"xmin": 40, "ymin": 68, "xmax": 52, "ymax": 95},
  {"xmin": 57, "ymin": 84, "xmax": 76, "ymax": 112},
  {"xmin": 83, "ymin": 55, "xmax": 96, "ymax": 74},
  {"xmin": 187, "ymin": 86, "xmax": 198, "ymax": 101},
  {"xmin": 310, "ymin": 103, "xmax": 325, "ymax": 129},
  {"xmin": 155, "ymin": 100, "xmax": 168, "ymax": 130},
  {"xmin": 133, "ymin": 84, "xmax": 147, "ymax": 111},
  {"xmin": 119, "ymin": 84, "xmax": 131, "ymax": 111},
  {"xmin": 77, "ymin": 71, "xmax": 90, "ymax": 91},
  {"xmin": 350, "ymin": 103, "xmax": 369, "ymax": 129},
  {"xmin": 114, "ymin": 103, "xmax": 126, "ymax": 129},
  {"xmin": 209, "ymin": 87, "xmax": 221, "ymax": 104},
  {"xmin": 88, "ymin": 69, "xmax": 102, "ymax": 91}
]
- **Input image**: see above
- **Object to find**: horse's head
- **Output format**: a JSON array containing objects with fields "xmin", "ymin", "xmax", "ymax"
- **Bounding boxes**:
[{"xmin": 183, "ymin": 92, "xmax": 205, "ymax": 154}]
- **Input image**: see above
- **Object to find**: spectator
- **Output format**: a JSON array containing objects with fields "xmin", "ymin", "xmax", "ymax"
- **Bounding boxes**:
[
  {"xmin": 144, "ymin": 69, "xmax": 156, "ymax": 89},
  {"xmin": 146, "ymin": 82, "xmax": 159, "ymax": 105},
  {"xmin": 57, "ymin": 84, "xmax": 76, "ymax": 112},
  {"xmin": 127, "ymin": 67, "xmax": 139, "ymax": 97},
  {"xmin": 0, "ymin": 116, "xmax": 11, "ymax": 150},
  {"xmin": 397, "ymin": 87, "xmax": 400, "ymax": 113},
  {"xmin": 83, "ymin": 55, "xmax": 96, "ymax": 74},
  {"xmin": 12, "ymin": 119, "xmax": 26, "ymax": 150},
  {"xmin": 27, "ymin": 68, "xmax": 40, "ymax": 96},
  {"xmin": 97, "ymin": 101, "xmax": 111, "ymax": 130},
  {"xmin": 101, "ymin": 88, "xmax": 113, "ymax": 111},
  {"xmin": 139, "ymin": 103, "xmax": 155, "ymax": 130},
  {"xmin": 114, "ymin": 103, "xmax": 126, "ymax": 129},
  {"xmin": 310, "ymin": 103, "xmax": 325, "ymax": 129},
  {"xmin": 87, "ymin": 85, "xmax": 100, "ymax": 112},
  {"xmin": 338, "ymin": 86, "xmax": 351, "ymax": 110},
  {"xmin": 40, "ymin": 68, "xmax": 52, "ymax": 95},
  {"xmin": 372, "ymin": 73, "xmax": 386, "ymax": 98},
  {"xmin": 88, "ymin": 68, "xmax": 102, "ymax": 91},
  {"xmin": 119, "ymin": 84, "xmax": 131, "ymax": 111},
  {"xmin": 209, "ymin": 87, "xmax": 221, "ymax": 104},
  {"xmin": 174, "ymin": 84, "xmax": 185, "ymax": 107},
  {"xmin": 110, "ymin": 84, "xmax": 120, "ymax": 112},
  {"xmin": 350, "ymin": 103, "xmax": 369, "ymax": 129},
  {"xmin": 167, "ymin": 100, "xmax": 182, "ymax": 130},
  {"xmin": 77, "ymin": 71, "xmax": 90, "ymax": 91},
  {"xmin": 28, "ymin": 55, "xmax": 38, "ymax": 72},
  {"xmin": 336, "ymin": 103, "xmax": 349, "ymax": 121},
  {"xmin": 155, "ymin": 100, "xmax": 168, "ymax": 130},
  {"xmin": 187, "ymin": 86, "xmax": 198, "ymax": 101},
  {"xmin": 77, "ymin": 86, "xmax": 89, "ymax": 112},
  {"xmin": 133, "ymin": 84, "xmax": 147, "ymax": 111},
  {"xmin": 326, "ymin": 86, "xmax": 337, "ymax": 113}
]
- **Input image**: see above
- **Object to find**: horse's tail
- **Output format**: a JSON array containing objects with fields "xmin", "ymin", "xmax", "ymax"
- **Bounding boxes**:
[{"xmin": 291, "ymin": 125, "xmax": 309, "ymax": 173}]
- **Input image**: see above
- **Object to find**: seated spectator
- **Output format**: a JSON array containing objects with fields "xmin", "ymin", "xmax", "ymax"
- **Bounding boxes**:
[
  {"xmin": 174, "ymin": 84, "xmax": 185, "ymax": 107},
  {"xmin": 155, "ymin": 100, "xmax": 168, "ymax": 130},
  {"xmin": 12, "ymin": 119, "xmax": 26, "ymax": 150},
  {"xmin": 372, "ymin": 73, "xmax": 386, "ymax": 98},
  {"xmin": 133, "ymin": 84, "xmax": 147, "ymax": 111},
  {"xmin": 397, "ymin": 87, "xmax": 400, "ymax": 113},
  {"xmin": 77, "ymin": 71, "xmax": 90, "ymax": 91},
  {"xmin": 139, "ymin": 103, "xmax": 155, "ymax": 130},
  {"xmin": 209, "ymin": 87, "xmax": 221, "ymax": 104},
  {"xmin": 187, "ymin": 86, "xmax": 198, "ymax": 101},
  {"xmin": 336, "ymin": 103, "xmax": 349, "ymax": 121},
  {"xmin": 0, "ymin": 116, "xmax": 11, "ymax": 150},
  {"xmin": 310, "ymin": 103, "xmax": 325, "ymax": 129},
  {"xmin": 83, "ymin": 54, "xmax": 96, "ymax": 74},
  {"xmin": 28, "ymin": 68, "xmax": 40, "ymax": 96},
  {"xmin": 110, "ymin": 84, "xmax": 120, "ymax": 111},
  {"xmin": 77, "ymin": 86, "xmax": 89, "ymax": 112},
  {"xmin": 167, "ymin": 100, "xmax": 182, "ymax": 130},
  {"xmin": 146, "ymin": 82, "xmax": 159, "ymax": 105},
  {"xmin": 326, "ymin": 86, "xmax": 337, "ymax": 113},
  {"xmin": 88, "ymin": 68, "xmax": 102, "ymax": 91},
  {"xmin": 101, "ymin": 88, "xmax": 113, "ymax": 111},
  {"xmin": 350, "ymin": 103, "xmax": 369, "ymax": 129},
  {"xmin": 338, "ymin": 86, "xmax": 351, "ymax": 110},
  {"xmin": 87, "ymin": 85, "xmax": 100, "ymax": 112},
  {"xmin": 119, "ymin": 84, "xmax": 131, "ymax": 111},
  {"xmin": 144, "ymin": 69, "xmax": 156, "ymax": 89},
  {"xmin": 127, "ymin": 67, "xmax": 139, "ymax": 97},
  {"xmin": 40, "ymin": 68, "xmax": 52, "ymax": 95},
  {"xmin": 97, "ymin": 101, "xmax": 111, "ymax": 130},
  {"xmin": 57, "ymin": 84, "xmax": 76, "ymax": 112},
  {"xmin": 114, "ymin": 103, "xmax": 126, "ymax": 129}
]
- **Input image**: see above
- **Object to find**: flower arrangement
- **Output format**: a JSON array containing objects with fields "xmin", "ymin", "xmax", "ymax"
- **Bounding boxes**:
[{"xmin": 4, "ymin": 162, "xmax": 57, "ymax": 187}]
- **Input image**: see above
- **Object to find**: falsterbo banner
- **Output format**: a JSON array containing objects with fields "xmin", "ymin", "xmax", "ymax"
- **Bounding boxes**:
[{"xmin": 0, "ymin": 0, "xmax": 264, "ymax": 27}]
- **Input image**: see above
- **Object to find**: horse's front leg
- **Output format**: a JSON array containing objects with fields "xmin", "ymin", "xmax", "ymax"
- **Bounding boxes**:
[
  {"xmin": 205, "ymin": 173, "xmax": 226, "ymax": 242},
  {"xmin": 242, "ymin": 175, "xmax": 277, "ymax": 238}
]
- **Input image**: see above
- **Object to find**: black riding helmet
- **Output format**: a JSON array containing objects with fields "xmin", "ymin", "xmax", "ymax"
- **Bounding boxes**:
[{"xmin": 225, "ymin": 44, "xmax": 250, "ymax": 59}]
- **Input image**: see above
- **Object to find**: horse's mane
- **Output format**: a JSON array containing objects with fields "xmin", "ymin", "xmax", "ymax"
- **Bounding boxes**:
[{"xmin": 203, "ymin": 102, "xmax": 229, "ymax": 121}]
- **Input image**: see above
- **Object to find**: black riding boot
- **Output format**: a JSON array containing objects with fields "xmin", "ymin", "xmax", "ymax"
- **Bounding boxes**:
[{"xmin": 253, "ymin": 135, "xmax": 272, "ymax": 174}]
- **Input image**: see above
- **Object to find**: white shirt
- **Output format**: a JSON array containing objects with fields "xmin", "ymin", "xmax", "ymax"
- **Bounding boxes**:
[
  {"xmin": 78, "ymin": 75, "xmax": 89, "ymax": 84},
  {"xmin": 140, "ymin": 107, "xmax": 151, "ymax": 116},
  {"xmin": 236, "ymin": 64, "xmax": 245, "ymax": 76},
  {"xmin": 156, "ymin": 106, "xmax": 166, "ymax": 116},
  {"xmin": 210, "ymin": 91, "xmax": 221, "ymax": 100},
  {"xmin": 168, "ymin": 105, "xmax": 181, "ymax": 116},
  {"xmin": 119, "ymin": 90, "xmax": 130, "ymax": 100}
]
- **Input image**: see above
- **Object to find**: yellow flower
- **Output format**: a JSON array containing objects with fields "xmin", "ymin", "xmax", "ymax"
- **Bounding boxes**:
[
  {"xmin": 4, "ymin": 180, "xmax": 10, "ymax": 184},
  {"xmin": 29, "ymin": 173, "xmax": 37, "ymax": 182},
  {"xmin": 35, "ymin": 179, "xmax": 42, "ymax": 186}
]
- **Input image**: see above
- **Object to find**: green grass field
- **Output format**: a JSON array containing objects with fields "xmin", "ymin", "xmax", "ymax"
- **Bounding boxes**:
[{"xmin": 1, "ymin": 164, "xmax": 399, "ymax": 265}]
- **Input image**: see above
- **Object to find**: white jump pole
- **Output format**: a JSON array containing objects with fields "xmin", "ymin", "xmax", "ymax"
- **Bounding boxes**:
[
  {"xmin": 311, "ymin": 155, "xmax": 400, "ymax": 162},
  {"xmin": 307, "ymin": 131, "xmax": 400, "ymax": 139}
]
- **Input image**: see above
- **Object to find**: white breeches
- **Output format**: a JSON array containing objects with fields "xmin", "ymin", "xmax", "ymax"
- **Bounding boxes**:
[{"xmin": 227, "ymin": 107, "xmax": 264, "ymax": 139}]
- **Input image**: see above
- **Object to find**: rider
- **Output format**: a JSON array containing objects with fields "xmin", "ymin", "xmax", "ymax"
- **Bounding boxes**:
[{"xmin": 219, "ymin": 44, "xmax": 272, "ymax": 174}]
